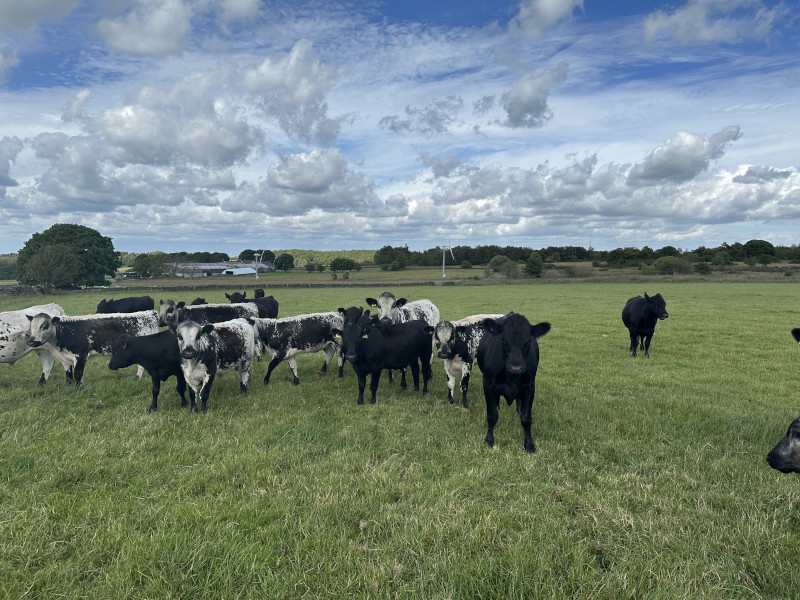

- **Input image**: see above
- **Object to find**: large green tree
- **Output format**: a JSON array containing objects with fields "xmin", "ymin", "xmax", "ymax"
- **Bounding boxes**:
[
  {"xmin": 274, "ymin": 253, "xmax": 295, "ymax": 271},
  {"xmin": 16, "ymin": 224, "xmax": 120, "ymax": 287},
  {"xmin": 21, "ymin": 244, "xmax": 81, "ymax": 292}
]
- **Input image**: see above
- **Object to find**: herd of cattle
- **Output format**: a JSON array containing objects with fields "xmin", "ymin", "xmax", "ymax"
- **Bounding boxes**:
[{"xmin": 1, "ymin": 289, "xmax": 798, "ymax": 467}]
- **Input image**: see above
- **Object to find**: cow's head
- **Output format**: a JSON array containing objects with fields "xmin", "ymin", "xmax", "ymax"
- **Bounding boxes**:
[
  {"xmin": 334, "ymin": 319, "xmax": 374, "ymax": 363},
  {"xmin": 159, "ymin": 299, "xmax": 177, "ymax": 327},
  {"xmin": 26, "ymin": 313, "xmax": 59, "ymax": 347},
  {"xmin": 96, "ymin": 299, "xmax": 109, "ymax": 313},
  {"xmin": 644, "ymin": 292, "xmax": 669, "ymax": 320},
  {"xmin": 484, "ymin": 313, "xmax": 551, "ymax": 375},
  {"xmin": 190, "ymin": 297, "xmax": 206, "ymax": 305},
  {"xmin": 254, "ymin": 288, "xmax": 265, "ymax": 298},
  {"xmin": 767, "ymin": 416, "xmax": 800, "ymax": 474},
  {"xmin": 176, "ymin": 321, "xmax": 214, "ymax": 360},
  {"xmin": 108, "ymin": 334, "xmax": 134, "ymax": 370},
  {"xmin": 429, "ymin": 321, "xmax": 460, "ymax": 359},
  {"xmin": 226, "ymin": 291, "xmax": 246, "ymax": 303},
  {"xmin": 366, "ymin": 292, "xmax": 406, "ymax": 325}
]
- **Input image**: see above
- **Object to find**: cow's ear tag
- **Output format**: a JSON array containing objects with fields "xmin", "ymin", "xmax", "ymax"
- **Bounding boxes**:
[
  {"xmin": 335, "ymin": 333, "xmax": 341, "ymax": 338},
  {"xmin": 201, "ymin": 332, "xmax": 208, "ymax": 338},
  {"xmin": 361, "ymin": 334, "xmax": 369, "ymax": 339}
]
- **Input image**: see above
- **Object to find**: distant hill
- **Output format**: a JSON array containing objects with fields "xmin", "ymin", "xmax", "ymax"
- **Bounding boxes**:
[{"xmin": 274, "ymin": 249, "xmax": 376, "ymax": 267}]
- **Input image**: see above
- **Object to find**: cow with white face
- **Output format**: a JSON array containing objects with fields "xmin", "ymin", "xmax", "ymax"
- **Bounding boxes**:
[
  {"xmin": 175, "ymin": 318, "xmax": 255, "ymax": 413},
  {"xmin": 426, "ymin": 313, "xmax": 507, "ymax": 409},
  {"xmin": 0, "ymin": 303, "xmax": 70, "ymax": 385}
]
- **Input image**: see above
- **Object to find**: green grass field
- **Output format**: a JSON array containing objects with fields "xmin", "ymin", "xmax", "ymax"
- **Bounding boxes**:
[{"xmin": 1, "ymin": 282, "xmax": 799, "ymax": 599}]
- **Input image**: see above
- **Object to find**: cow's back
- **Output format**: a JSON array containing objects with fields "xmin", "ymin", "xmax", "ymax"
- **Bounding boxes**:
[{"xmin": 621, "ymin": 296, "xmax": 643, "ymax": 328}]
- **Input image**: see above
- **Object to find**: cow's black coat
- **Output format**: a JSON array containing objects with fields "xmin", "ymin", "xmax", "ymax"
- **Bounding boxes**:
[
  {"xmin": 334, "ymin": 319, "xmax": 433, "ymax": 405},
  {"xmin": 336, "ymin": 306, "xmax": 370, "ymax": 377},
  {"xmin": 96, "ymin": 295, "xmax": 154, "ymax": 314},
  {"xmin": 109, "ymin": 330, "xmax": 194, "ymax": 412},
  {"xmin": 226, "ymin": 291, "xmax": 279, "ymax": 318},
  {"xmin": 621, "ymin": 292, "xmax": 669, "ymax": 357},
  {"xmin": 767, "ymin": 416, "xmax": 800, "ymax": 473},
  {"xmin": 476, "ymin": 313, "xmax": 550, "ymax": 453}
]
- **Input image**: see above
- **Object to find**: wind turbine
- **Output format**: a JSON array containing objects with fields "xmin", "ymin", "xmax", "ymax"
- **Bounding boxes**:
[
  {"xmin": 441, "ymin": 245, "xmax": 455, "ymax": 280},
  {"xmin": 253, "ymin": 252, "xmax": 263, "ymax": 280}
]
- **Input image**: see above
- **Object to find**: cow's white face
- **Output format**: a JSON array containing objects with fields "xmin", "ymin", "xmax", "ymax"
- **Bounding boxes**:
[
  {"xmin": 158, "ymin": 300, "xmax": 176, "ymax": 327},
  {"xmin": 433, "ymin": 322, "xmax": 457, "ymax": 359},
  {"xmin": 370, "ymin": 292, "xmax": 406, "ymax": 324},
  {"xmin": 176, "ymin": 321, "xmax": 212, "ymax": 359},
  {"xmin": 26, "ymin": 313, "xmax": 57, "ymax": 347}
]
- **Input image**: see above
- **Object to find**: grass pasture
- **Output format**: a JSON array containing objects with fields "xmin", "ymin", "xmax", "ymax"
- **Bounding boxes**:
[{"xmin": 1, "ymin": 282, "xmax": 800, "ymax": 599}]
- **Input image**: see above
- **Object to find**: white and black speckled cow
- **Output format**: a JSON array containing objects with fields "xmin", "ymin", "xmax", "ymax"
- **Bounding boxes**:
[
  {"xmin": 0, "ymin": 303, "xmax": 70, "ymax": 385},
  {"xmin": 248, "ymin": 312, "xmax": 344, "ymax": 386},
  {"xmin": 26, "ymin": 310, "xmax": 158, "ymax": 388},
  {"xmin": 426, "ymin": 313, "xmax": 507, "ymax": 409},
  {"xmin": 175, "ymin": 318, "xmax": 256, "ymax": 413},
  {"xmin": 158, "ymin": 300, "xmax": 258, "ymax": 330}
]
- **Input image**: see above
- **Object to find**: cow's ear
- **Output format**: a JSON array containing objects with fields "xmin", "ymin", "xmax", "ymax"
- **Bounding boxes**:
[
  {"xmin": 331, "ymin": 328, "xmax": 342, "ymax": 338},
  {"xmin": 201, "ymin": 324, "xmax": 215, "ymax": 335},
  {"xmin": 51, "ymin": 316, "xmax": 61, "ymax": 325},
  {"xmin": 455, "ymin": 326, "xmax": 467, "ymax": 337},
  {"xmin": 366, "ymin": 297, "xmax": 377, "ymax": 307},
  {"xmin": 423, "ymin": 325, "xmax": 434, "ymax": 335},
  {"xmin": 531, "ymin": 322, "xmax": 551, "ymax": 338},
  {"xmin": 338, "ymin": 307, "xmax": 346, "ymax": 315},
  {"xmin": 242, "ymin": 292, "xmax": 247, "ymax": 299},
  {"xmin": 396, "ymin": 298, "xmax": 407, "ymax": 307},
  {"xmin": 177, "ymin": 301, "xmax": 186, "ymax": 309},
  {"xmin": 160, "ymin": 299, "xmax": 165, "ymax": 305},
  {"xmin": 644, "ymin": 292, "xmax": 650, "ymax": 300},
  {"xmin": 225, "ymin": 293, "xmax": 231, "ymax": 300},
  {"xmin": 363, "ymin": 309, "xmax": 370, "ymax": 317},
  {"xmin": 484, "ymin": 318, "xmax": 501, "ymax": 335},
  {"xmin": 26, "ymin": 314, "xmax": 34, "ymax": 322}
]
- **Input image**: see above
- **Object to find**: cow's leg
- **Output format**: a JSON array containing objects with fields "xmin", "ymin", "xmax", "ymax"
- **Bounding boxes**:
[
  {"xmin": 263, "ymin": 352, "xmax": 284, "ymax": 385},
  {"xmin": 460, "ymin": 363, "xmax": 472, "ymax": 408},
  {"xmin": 239, "ymin": 358, "xmax": 252, "ymax": 393},
  {"xmin": 149, "ymin": 376, "xmax": 162, "ymax": 412},
  {"xmin": 643, "ymin": 333, "xmax": 654, "ymax": 358},
  {"xmin": 388, "ymin": 369, "xmax": 395, "ymax": 384},
  {"xmin": 519, "ymin": 388, "xmax": 536, "ymax": 454},
  {"xmin": 72, "ymin": 356, "xmax": 88, "ymax": 389},
  {"xmin": 135, "ymin": 365, "xmax": 145, "ymax": 380},
  {"xmin": 33, "ymin": 349, "xmax": 55, "ymax": 385},
  {"xmin": 628, "ymin": 330, "xmax": 638, "ymax": 357},
  {"xmin": 483, "ymin": 385, "xmax": 501, "ymax": 448},
  {"xmin": 198, "ymin": 374, "xmax": 214, "ymax": 414},
  {"xmin": 287, "ymin": 356, "xmax": 300, "ymax": 386},
  {"xmin": 399, "ymin": 367, "xmax": 408, "ymax": 390},
  {"xmin": 421, "ymin": 358, "xmax": 431, "ymax": 394},
  {"xmin": 336, "ymin": 347, "xmax": 345, "ymax": 378},
  {"xmin": 175, "ymin": 372, "xmax": 189, "ymax": 409},
  {"xmin": 369, "ymin": 369, "xmax": 381, "ymax": 404},
  {"xmin": 444, "ymin": 360, "xmax": 458, "ymax": 404},
  {"xmin": 409, "ymin": 361, "xmax": 420, "ymax": 392},
  {"xmin": 65, "ymin": 365, "xmax": 75, "ymax": 385},
  {"xmin": 356, "ymin": 371, "xmax": 367, "ymax": 405},
  {"xmin": 320, "ymin": 344, "xmax": 335, "ymax": 375}
]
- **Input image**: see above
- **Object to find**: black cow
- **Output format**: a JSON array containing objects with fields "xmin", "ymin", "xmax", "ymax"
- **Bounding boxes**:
[
  {"xmin": 476, "ymin": 313, "xmax": 551, "ymax": 453},
  {"xmin": 621, "ymin": 292, "xmax": 669, "ymax": 357},
  {"xmin": 767, "ymin": 416, "xmax": 800, "ymax": 474},
  {"xmin": 158, "ymin": 300, "xmax": 259, "ymax": 330},
  {"xmin": 254, "ymin": 288, "xmax": 265, "ymax": 298},
  {"xmin": 333, "ymin": 319, "xmax": 433, "ymax": 405},
  {"xmin": 225, "ymin": 291, "xmax": 279, "ymax": 319},
  {"xmin": 96, "ymin": 295, "xmax": 154, "ymax": 314},
  {"xmin": 190, "ymin": 297, "xmax": 207, "ymax": 305},
  {"xmin": 109, "ymin": 331, "xmax": 195, "ymax": 412},
  {"xmin": 248, "ymin": 312, "xmax": 343, "ymax": 385},
  {"xmin": 335, "ymin": 306, "xmax": 371, "ymax": 377},
  {"xmin": 426, "ymin": 313, "xmax": 506, "ymax": 408},
  {"xmin": 26, "ymin": 311, "xmax": 159, "ymax": 388}
]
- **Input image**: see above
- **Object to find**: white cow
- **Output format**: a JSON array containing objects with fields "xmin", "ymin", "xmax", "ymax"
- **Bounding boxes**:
[{"xmin": 0, "ymin": 303, "xmax": 70, "ymax": 384}]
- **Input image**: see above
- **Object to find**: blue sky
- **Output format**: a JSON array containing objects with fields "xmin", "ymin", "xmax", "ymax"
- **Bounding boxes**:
[{"xmin": 0, "ymin": 0, "xmax": 798, "ymax": 254}]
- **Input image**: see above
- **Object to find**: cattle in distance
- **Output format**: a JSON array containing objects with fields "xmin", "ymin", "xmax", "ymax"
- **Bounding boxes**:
[
  {"xmin": 476, "ymin": 313, "xmax": 550, "ymax": 453},
  {"xmin": 96, "ymin": 295, "xmax": 154, "ymax": 314},
  {"xmin": 621, "ymin": 293, "xmax": 669, "ymax": 357}
]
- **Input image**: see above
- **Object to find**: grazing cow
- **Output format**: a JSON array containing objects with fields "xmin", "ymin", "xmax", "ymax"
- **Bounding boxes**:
[
  {"xmin": 190, "ymin": 297, "xmax": 207, "ymax": 305},
  {"xmin": 366, "ymin": 292, "xmax": 439, "ymax": 385},
  {"xmin": 0, "ymin": 303, "xmax": 70, "ymax": 385},
  {"xmin": 335, "ymin": 306, "xmax": 371, "ymax": 377},
  {"xmin": 249, "ymin": 312, "xmax": 343, "ymax": 385},
  {"xmin": 225, "ymin": 291, "xmax": 279, "ymax": 319},
  {"xmin": 109, "ymin": 331, "xmax": 195, "ymax": 412},
  {"xmin": 96, "ymin": 295, "xmax": 154, "ymax": 314},
  {"xmin": 426, "ymin": 313, "xmax": 506, "ymax": 408},
  {"xmin": 26, "ymin": 311, "xmax": 159, "ymax": 388},
  {"xmin": 621, "ymin": 293, "xmax": 669, "ymax": 357},
  {"xmin": 175, "ymin": 318, "xmax": 255, "ymax": 413},
  {"xmin": 767, "ymin": 416, "xmax": 800, "ymax": 474},
  {"xmin": 158, "ymin": 300, "xmax": 258, "ymax": 330},
  {"xmin": 477, "ymin": 313, "xmax": 551, "ymax": 453},
  {"xmin": 333, "ymin": 319, "xmax": 433, "ymax": 405}
]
